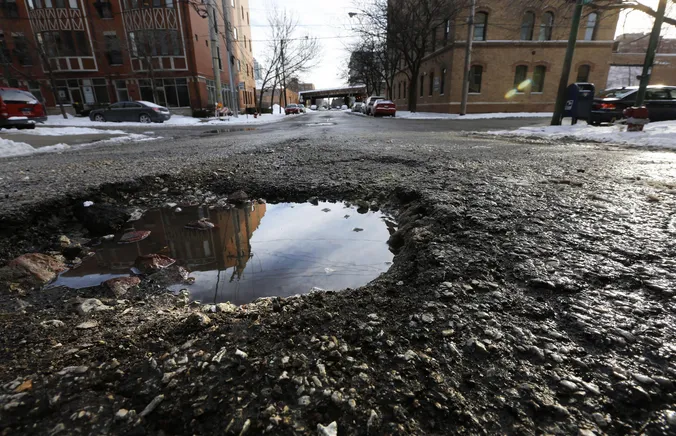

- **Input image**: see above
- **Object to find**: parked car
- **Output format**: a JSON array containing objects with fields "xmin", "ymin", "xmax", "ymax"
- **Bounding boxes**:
[
  {"xmin": 89, "ymin": 100, "xmax": 171, "ymax": 123},
  {"xmin": 364, "ymin": 96, "xmax": 385, "ymax": 115},
  {"xmin": 352, "ymin": 102, "xmax": 364, "ymax": 112},
  {"xmin": 298, "ymin": 104, "xmax": 307, "ymax": 113},
  {"xmin": 589, "ymin": 85, "xmax": 676, "ymax": 125},
  {"xmin": 372, "ymin": 100, "xmax": 397, "ymax": 117},
  {"xmin": 285, "ymin": 104, "xmax": 301, "ymax": 115},
  {"xmin": 310, "ymin": 105, "xmax": 318, "ymax": 110},
  {"xmin": 0, "ymin": 87, "xmax": 46, "ymax": 129}
]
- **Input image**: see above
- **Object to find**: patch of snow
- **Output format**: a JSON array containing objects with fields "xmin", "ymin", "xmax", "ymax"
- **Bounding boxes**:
[
  {"xmin": 137, "ymin": 100, "xmax": 165, "ymax": 109},
  {"xmin": 83, "ymin": 201, "xmax": 94, "ymax": 207},
  {"xmin": 44, "ymin": 112, "xmax": 286, "ymax": 128},
  {"xmin": 485, "ymin": 120, "xmax": 676, "ymax": 149},
  {"xmin": 393, "ymin": 111, "xmax": 553, "ymax": 120},
  {"xmin": 0, "ymin": 137, "xmax": 36, "ymax": 158},
  {"xmin": 2, "ymin": 126, "xmax": 125, "ymax": 136}
]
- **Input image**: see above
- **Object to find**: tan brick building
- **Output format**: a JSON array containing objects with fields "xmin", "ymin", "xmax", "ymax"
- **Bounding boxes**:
[
  {"xmin": 608, "ymin": 33, "xmax": 676, "ymax": 88},
  {"xmin": 0, "ymin": 0, "xmax": 256, "ymax": 113},
  {"xmin": 392, "ymin": 0, "xmax": 620, "ymax": 113}
]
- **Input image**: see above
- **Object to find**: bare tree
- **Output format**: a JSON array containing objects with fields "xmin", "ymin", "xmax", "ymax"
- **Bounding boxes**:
[
  {"xmin": 346, "ymin": 41, "xmax": 384, "ymax": 96},
  {"xmin": 354, "ymin": 0, "xmax": 469, "ymax": 112},
  {"xmin": 256, "ymin": 7, "xmax": 320, "ymax": 113}
]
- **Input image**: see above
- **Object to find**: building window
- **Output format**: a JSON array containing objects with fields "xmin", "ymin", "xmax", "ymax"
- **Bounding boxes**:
[
  {"xmin": 584, "ymin": 12, "xmax": 598, "ymax": 41},
  {"xmin": 403, "ymin": 82, "xmax": 406, "ymax": 99},
  {"xmin": 419, "ymin": 75, "xmax": 424, "ymax": 97},
  {"xmin": 129, "ymin": 32, "xmax": 137, "ymax": 57},
  {"xmin": 444, "ymin": 19, "xmax": 451, "ymax": 41},
  {"xmin": 429, "ymin": 71, "xmax": 434, "ymax": 96},
  {"xmin": 114, "ymin": 79, "xmax": 128, "ymax": 101},
  {"xmin": 532, "ymin": 65, "xmax": 546, "ymax": 92},
  {"xmin": 514, "ymin": 65, "xmax": 528, "ymax": 90},
  {"xmin": 539, "ymin": 12, "xmax": 554, "ymax": 41},
  {"xmin": 94, "ymin": 0, "xmax": 113, "ymax": 18},
  {"xmin": 104, "ymin": 32, "xmax": 122, "ymax": 65},
  {"xmin": 241, "ymin": 5, "xmax": 243, "ymax": 18},
  {"xmin": 576, "ymin": 64, "xmax": 590, "ymax": 82},
  {"xmin": 398, "ymin": 82, "xmax": 401, "ymax": 99},
  {"xmin": 520, "ymin": 11, "xmax": 534, "ymax": 40},
  {"xmin": 233, "ymin": 27, "xmax": 238, "ymax": 40},
  {"xmin": 0, "ymin": 31, "xmax": 10, "ymax": 65},
  {"xmin": 247, "ymin": 11, "xmax": 249, "ymax": 24},
  {"xmin": 12, "ymin": 33, "xmax": 32, "ymax": 66},
  {"xmin": 3, "ymin": 0, "xmax": 19, "ymax": 18},
  {"xmin": 473, "ymin": 12, "xmax": 487, "ymax": 41},
  {"xmin": 230, "ymin": 0, "xmax": 233, "ymax": 7},
  {"xmin": 430, "ymin": 27, "xmax": 436, "ymax": 52},
  {"xmin": 469, "ymin": 65, "xmax": 482, "ymax": 93},
  {"xmin": 237, "ymin": 59, "xmax": 240, "ymax": 71},
  {"xmin": 28, "ymin": 81, "xmax": 44, "ymax": 102},
  {"xmin": 165, "ymin": 0, "xmax": 173, "ymax": 7},
  {"xmin": 68, "ymin": 0, "xmax": 78, "ymax": 8},
  {"xmin": 440, "ymin": 68, "xmax": 446, "ymax": 95}
]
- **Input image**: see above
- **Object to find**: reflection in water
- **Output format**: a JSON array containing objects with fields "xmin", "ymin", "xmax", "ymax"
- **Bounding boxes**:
[{"xmin": 55, "ymin": 202, "xmax": 395, "ymax": 305}]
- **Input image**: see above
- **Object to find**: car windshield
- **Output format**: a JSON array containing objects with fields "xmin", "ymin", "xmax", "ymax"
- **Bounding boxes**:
[
  {"xmin": 0, "ymin": 89, "xmax": 38, "ymax": 104},
  {"xmin": 597, "ymin": 88, "xmax": 635, "ymax": 99}
]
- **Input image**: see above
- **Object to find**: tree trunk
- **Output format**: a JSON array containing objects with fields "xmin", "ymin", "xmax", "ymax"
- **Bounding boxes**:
[{"xmin": 408, "ymin": 69, "xmax": 418, "ymax": 112}]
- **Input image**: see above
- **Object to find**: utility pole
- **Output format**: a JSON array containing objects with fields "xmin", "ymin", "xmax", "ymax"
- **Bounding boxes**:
[
  {"xmin": 220, "ymin": 0, "xmax": 239, "ymax": 116},
  {"xmin": 551, "ymin": 0, "xmax": 584, "ymax": 126},
  {"xmin": 208, "ymin": 0, "xmax": 223, "ymax": 106},
  {"xmin": 459, "ymin": 0, "xmax": 476, "ymax": 116},
  {"xmin": 634, "ymin": 0, "xmax": 668, "ymax": 106}
]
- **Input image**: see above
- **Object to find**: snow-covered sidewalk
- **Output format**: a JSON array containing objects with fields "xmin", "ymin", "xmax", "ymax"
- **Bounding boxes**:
[
  {"xmin": 390, "ymin": 111, "xmax": 552, "ymax": 120},
  {"xmin": 43, "ymin": 111, "xmax": 289, "ymax": 128},
  {"xmin": 485, "ymin": 121, "xmax": 676, "ymax": 149},
  {"xmin": 1, "ymin": 126, "xmax": 127, "ymax": 136}
]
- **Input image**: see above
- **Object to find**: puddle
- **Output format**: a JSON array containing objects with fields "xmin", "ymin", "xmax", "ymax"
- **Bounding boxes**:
[
  {"xmin": 54, "ymin": 201, "xmax": 396, "ymax": 305},
  {"xmin": 200, "ymin": 127, "xmax": 257, "ymax": 136}
]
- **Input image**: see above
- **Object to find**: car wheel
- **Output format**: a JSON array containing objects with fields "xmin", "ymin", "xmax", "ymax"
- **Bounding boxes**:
[
  {"xmin": 139, "ymin": 114, "xmax": 152, "ymax": 123},
  {"xmin": 94, "ymin": 114, "xmax": 105, "ymax": 122},
  {"xmin": 25, "ymin": 123, "xmax": 36, "ymax": 130}
]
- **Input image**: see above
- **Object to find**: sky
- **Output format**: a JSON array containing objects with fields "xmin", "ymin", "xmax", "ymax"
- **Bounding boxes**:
[{"xmin": 248, "ymin": 0, "xmax": 676, "ymax": 89}]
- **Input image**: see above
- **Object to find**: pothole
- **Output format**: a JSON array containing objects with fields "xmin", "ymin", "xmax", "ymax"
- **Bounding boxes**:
[
  {"xmin": 53, "ymin": 200, "xmax": 396, "ymax": 305},
  {"xmin": 306, "ymin": 122, "xmax": 335, "ymax": 127}
]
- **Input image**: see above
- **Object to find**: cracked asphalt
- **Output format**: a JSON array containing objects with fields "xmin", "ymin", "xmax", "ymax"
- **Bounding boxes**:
[{"xmin": 0, "ymin": 111, "xmax": 675, "ymax": 435}]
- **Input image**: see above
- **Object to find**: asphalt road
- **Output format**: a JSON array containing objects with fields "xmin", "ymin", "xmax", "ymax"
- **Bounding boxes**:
[{"xmin": 1, "ymin": 109, "xmax": 676, "ymax": 434}]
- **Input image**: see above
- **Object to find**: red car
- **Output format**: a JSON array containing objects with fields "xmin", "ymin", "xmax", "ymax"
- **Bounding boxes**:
[
  {"xmin": 0, "ymin": 87, "xmax": 46, "ymax": 129},
  {"xmin": 372, "ymin": 100, "xmax": 396, "ymax": 117},
  {"xmin": 285, "ymin": 104, "xmax": 301, "ymax": 115}
]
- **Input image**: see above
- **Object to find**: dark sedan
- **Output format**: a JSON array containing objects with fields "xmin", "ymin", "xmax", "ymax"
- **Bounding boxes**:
[
  {"xmin": 589, "ymin": 86, "xmax": 676, "ymax": 125},
  {"xmin": 89, "ymin": 100, "xmax": 171, "ymax": 123}
]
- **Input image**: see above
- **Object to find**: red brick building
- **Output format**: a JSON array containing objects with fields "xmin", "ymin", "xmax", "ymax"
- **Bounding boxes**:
[{"xmin": 0, "ymin": 0, "xmax": 257, "ymax": 113}]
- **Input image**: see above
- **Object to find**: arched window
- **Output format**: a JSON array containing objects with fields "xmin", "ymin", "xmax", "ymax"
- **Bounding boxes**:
[
  {"xmin": 576, "ymin": 64, "xmax": 591, "ymax": 82},
  {"xmin": 469, "ymin": 65, "xmax": 483, "ymax": 93},
  {"xmin": 514, "ymin": 65, "xmax": 528, "ymax": 90},
  {"xmin": 520, "ymin": 11, "xmax": 535, "ymax": 40},
  {"xmin": 539, "ymin": 12, "xmax": 554, "ymax": 41},
  {"xmin": 532, "ymin": 65, "xmax": 546, "ymax": 92},
  {"xmin": 474, "ymin": 12, "xmax": 487, "ymax": 41},
  {"xmin": 584, "ymin": 12, "xmax": 598, "ymax": 40}
]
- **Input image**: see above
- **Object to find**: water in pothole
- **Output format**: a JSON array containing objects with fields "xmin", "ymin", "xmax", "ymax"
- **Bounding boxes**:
[{"xmin": 54, "ymin": 201, "xmax": 396, "ymax": 305}]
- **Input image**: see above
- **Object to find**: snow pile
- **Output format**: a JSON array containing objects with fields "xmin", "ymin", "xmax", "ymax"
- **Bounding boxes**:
[
  {"xmin": 0, "ymin": 137, "xmax": 38, "ymax": 158},
  {"xmin": 0, "ymin": 133, "xmax": 158, "ymax": 159},
  {"xmin": 272, "ymin": 104, "xmax": 283, "ymax": 115},
  {"xmin": 393, "ymin": 111, "xmax": 553, "ymax": 120},
  {"xmin": 44, "ymin": 112, "xmax": 286, "ymax": 127},
  {"xmin": 2, "ymin": 126, "xmax": 126, "ymax": 136},
  {"xmin": 486, "ymin": 120, "xmax": 676, "ymax": 149}
]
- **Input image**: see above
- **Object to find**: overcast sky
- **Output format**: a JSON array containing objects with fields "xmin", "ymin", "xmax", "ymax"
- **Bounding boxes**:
[{"xmin": 248, "ymin": 0, "xmax": 676, "ymax": 89}]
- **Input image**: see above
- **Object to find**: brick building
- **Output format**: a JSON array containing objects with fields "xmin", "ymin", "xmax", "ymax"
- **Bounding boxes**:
[
  {"xmin": 0, "ymin": 0, "xmax": 256, "ymax": 113},
  {"xmin": 392, "ymin": 0, "xmax": 620, "ymax": 113},
  {"xmin": 256, "ymin": 87, "xmax": 299, "ymax": 109},
  {"xmin": 608, "ymin": 33, "xmax": 676, "ymax": 88}
]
